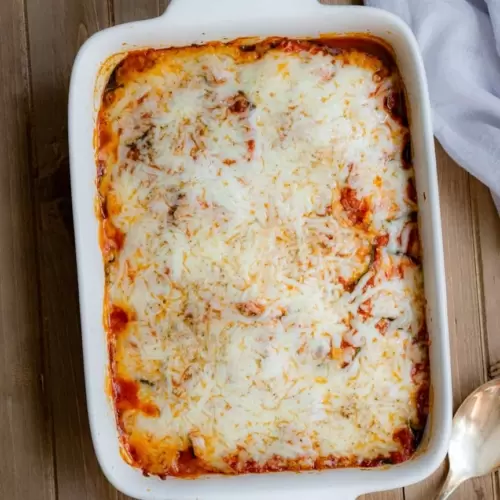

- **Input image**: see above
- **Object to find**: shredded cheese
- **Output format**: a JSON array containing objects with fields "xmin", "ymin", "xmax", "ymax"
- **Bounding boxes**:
[{"xmin": 97, "ymin": 37, "xmax": 428, "ymax": 476}]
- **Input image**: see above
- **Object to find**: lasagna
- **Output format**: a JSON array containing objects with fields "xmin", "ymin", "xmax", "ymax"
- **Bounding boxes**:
[{"xmin": 96, "ymin": 37, "xmax": 429, "ymax": 477}]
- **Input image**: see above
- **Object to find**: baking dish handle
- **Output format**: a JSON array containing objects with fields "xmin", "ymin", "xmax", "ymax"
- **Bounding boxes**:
[{"xmin": 162, "ymin": 0, "xmax": 327, "ymax": 24}]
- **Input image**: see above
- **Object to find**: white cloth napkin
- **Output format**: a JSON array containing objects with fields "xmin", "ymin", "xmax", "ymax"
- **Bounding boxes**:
[{"xmin": 365, "ymin": 0, "xmax": 500, "ymax": 210}]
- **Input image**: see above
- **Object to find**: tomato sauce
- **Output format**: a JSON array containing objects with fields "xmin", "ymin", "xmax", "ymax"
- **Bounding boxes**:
[
  {"xmin": 114, "ymin": 377, "xmax": 160, "ymax": 417},
  {"xmin": 340, "ymin": 187, "xmax": 369, "ymax": 226},
  {"xmin": 108, "ymin": 304, "xmax": 129, "ymax": 335}
]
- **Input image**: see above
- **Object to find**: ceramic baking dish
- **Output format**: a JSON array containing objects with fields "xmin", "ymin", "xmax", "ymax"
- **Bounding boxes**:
[{"xmin": 68, "ymin": 1, "xmax": 452, "ymax": 498}]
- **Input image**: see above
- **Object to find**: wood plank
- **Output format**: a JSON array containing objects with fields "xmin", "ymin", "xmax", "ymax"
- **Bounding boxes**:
[
  {"xmin": 0, "ymin": 0, "xmax": 55, "ymax": 499},
  {"xmin": 36, "ymin": 201, "xmax": 129, "ymax": 500},
  {"xmin": 470, "ymin": 179, "xmax": 500, "ymax": 376},
  {"xmin": 404, "ymin": 144, "xmax": 496, "ymax": 500},
  {"xmin": 159, "ymin": 0, "xmax": 171, "ymax": 12},
  {"xmin": 360, "ymin": 490, "xmax": 403, "ymax": 500},
  {"xmin": 113, "ymin": 0, "xmax": 160, "ymax": 24},
  {"xmin": 25, "ymin": 0, "xmax": 129, "ymax": 498},
  {"xmin": 470, "ymin": 177, "xmax": 500, "ymax": 499}
]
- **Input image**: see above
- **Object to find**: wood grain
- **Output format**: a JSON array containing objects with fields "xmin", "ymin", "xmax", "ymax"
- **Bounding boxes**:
[
  {"xmin": 24, "ymin": 0, "xmax": 128, "ymax": 498},
  {"xmin": 113, "ymin": 0, "xmax": 160, "ymax": 23},
  {"xmin": 360, "ymin": 490, "xmax": 403, "ymax": 500},
  {"xmin": 112, "ymin": 0, "xmax": 173, "ymax": 24},
  {"xmin": 470, "ymin": 179, "xmax": 500, "ymax": 376},
  {"xmin": 470, "ymin": 178, "xmax": 500, "ymax": 498},
  {"xmin": 0, "ymin": 0, "xmax": 55, "ymax": 499},
  {"xmin": 159, "ymin": 0, "xmax": 172, "ymax": 12}
]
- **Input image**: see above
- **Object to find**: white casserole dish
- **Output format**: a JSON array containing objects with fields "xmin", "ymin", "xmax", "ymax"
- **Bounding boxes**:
[{"xmin": 68, "ymin": 1, "xmax": 453, "ymax": 498}]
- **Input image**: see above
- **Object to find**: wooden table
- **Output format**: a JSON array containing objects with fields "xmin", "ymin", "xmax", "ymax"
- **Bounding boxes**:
[{"xmin": 1, "ymin": 0, "xmax": 499, "ymax": 498}]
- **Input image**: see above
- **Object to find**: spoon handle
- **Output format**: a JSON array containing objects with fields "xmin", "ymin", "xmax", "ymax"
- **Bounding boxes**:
[{"xmin": 434, "ymin": 470, "xmax": 463, "ymax": 500}]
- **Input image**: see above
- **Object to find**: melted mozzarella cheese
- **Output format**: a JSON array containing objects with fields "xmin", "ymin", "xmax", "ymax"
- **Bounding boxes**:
[{"xmin": 98, "ymin": 39, "xmax": 428, "ymax": 475}]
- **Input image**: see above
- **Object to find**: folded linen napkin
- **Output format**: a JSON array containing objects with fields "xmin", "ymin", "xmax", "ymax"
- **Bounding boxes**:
[{"xmin": 365, "ymin": 0, "xmax": 500, "ymax": 210}]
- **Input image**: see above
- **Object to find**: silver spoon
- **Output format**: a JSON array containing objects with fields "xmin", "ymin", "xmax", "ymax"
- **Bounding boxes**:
[{"xmin": 435, "ymin": 378, "xmax": 500, "ymax": 500}]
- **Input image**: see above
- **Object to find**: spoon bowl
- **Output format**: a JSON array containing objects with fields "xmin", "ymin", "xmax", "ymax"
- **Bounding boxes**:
[{"xmin": 436, "ymin": 378, "xmax": 500, "ymax": 499}]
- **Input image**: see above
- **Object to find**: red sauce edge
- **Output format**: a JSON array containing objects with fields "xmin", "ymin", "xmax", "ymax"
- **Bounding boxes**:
[
  {"xmin": 114, "ymin": 377, "xmax": 160, "ymax": 417},
  {"xmin": 109, "ymin": 305, "xmax": 129, "ymax": 335},
  {"xmin": 340, "ymin": 187, "xmax": 370, "ymax": 226}
]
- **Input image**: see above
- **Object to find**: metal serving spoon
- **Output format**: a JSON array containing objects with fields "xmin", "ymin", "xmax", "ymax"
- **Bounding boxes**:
[{"xmin": 435, "ymin": 378, "xmax": 500, "ymax": 500}]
